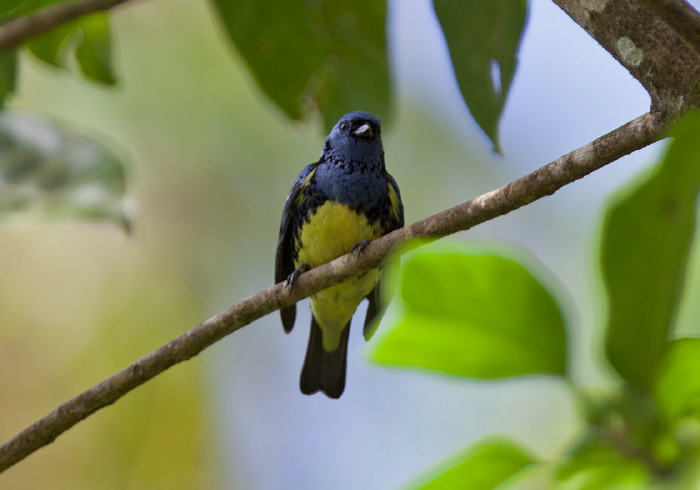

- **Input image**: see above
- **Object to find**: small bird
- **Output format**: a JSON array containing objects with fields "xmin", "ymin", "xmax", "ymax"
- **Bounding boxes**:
[{"xmin": 275, "ymin": 111, "xmax": 404, "ymax": 398}]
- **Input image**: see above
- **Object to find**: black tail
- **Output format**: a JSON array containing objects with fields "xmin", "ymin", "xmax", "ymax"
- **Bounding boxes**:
[{"xmin": 300, "ymin": 316, "xmax": 350, "ymax": 399}]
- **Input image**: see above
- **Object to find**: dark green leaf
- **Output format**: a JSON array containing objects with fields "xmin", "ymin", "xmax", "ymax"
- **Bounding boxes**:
[
  {"xmin": 371, "ymin": 242, "xmax": 568, "ymax": 379},
  {"xmin": 211, "ymin": 0, "xmax": 390, "ymax": 130},
  {"xmin": 314, "ymin": 2, "xmax": 390, "ymax": 130},
  {"xmin": 408, "ymin": 438, "xmax": 534, "ymax": 490},
  {"xmin": 434, "ymin": 0, "xmax": 528, "ymax": 152},
  {"xmin": 0, "ymin": 46, "xmax": 18, "ymax": 107},
  {"xmin": 26, "ymin": 21, "xmax": 75, "ymax": 68},
  {"xmin": 0, "ymin": 112, "xmax": 129, "ymax": 229},
  {"xmin": 0, "ymin": 0, "xmax": 33, "ymax": 16},
  {"xmin": 74, "ymin": 13, "xmax": 116, "ymax": 85},
  {"xmin": 654, "ymin": 338, "xmax": 700, "ymax": 423},
  {"xmin": 22, "ymin": 0, "xmax": 116, "ymax": 85},
  {"xmin": 603, "ymin": 112, "xmax": 700, "ymax": 390}
]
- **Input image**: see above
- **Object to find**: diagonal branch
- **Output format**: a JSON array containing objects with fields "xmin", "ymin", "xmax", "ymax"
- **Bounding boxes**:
[
  {"xmin": 0, "ymin": 0, "xmax": 135, "ymax": 52},
  {"xmin": 0, "ymin": 111, "xmax": 665, "ymax": 473},
  {"xmin": 552, "ymin": 0, "xmax": 700, "ymax": 116},
  {"xmin": 635, "ymin": 0, "xmax": 700, "ymax": 58}
]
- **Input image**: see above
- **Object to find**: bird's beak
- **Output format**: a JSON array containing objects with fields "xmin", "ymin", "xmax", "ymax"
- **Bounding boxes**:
[{"xmin": 353, "ymin": 123, "xmax": 373, "ymax": 138}]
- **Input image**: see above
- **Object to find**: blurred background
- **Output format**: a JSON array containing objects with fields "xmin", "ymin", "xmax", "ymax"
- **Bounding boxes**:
[{"xmin": 2, "ymin": 0, "xmax": 698, "ymax": 488}]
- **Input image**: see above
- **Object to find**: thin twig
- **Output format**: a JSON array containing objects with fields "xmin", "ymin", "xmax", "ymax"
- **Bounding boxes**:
[
  {"xmin": 0, "ymin": 112, "xmax": 665, "ymax": 473},
  {"xmin": 0, "ymin": 0, "xmax": 135, "ymax": 52}
]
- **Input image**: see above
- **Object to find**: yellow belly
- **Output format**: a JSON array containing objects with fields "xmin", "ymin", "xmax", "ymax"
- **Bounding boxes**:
[{"xmin": 296, "ymin": 200, "xmax": 383, "ymax": 351}]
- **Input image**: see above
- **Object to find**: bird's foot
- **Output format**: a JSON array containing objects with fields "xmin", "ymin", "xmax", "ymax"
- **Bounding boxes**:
[
  {"xmin": 352, "ymin": 239, "xmax": 371, "ymax": 258},
  {"xmin": 285, "ymin": 263, "xmax": 311, "ymax": 291}
]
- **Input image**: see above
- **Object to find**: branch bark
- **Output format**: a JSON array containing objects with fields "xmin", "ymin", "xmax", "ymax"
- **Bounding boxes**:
[
  {"xmin": 0, "ymin": 112, "xmax": 665, "ymax": 473},
  {"xmin": 552, "ymin": 0, "xmax": 700, "ymax": 117},
  {"xmin": 635, "ymin": 0, "xmax": 700, "ymax": 58},
  {"xmin": 0, "ymin": 0, "xmax": 134, "ymax": 51}
]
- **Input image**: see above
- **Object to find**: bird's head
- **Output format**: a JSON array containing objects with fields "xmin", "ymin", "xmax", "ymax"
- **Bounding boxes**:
[{"xmin": 322, "ymin": 112, "xmax": 383, "ymax": 165}]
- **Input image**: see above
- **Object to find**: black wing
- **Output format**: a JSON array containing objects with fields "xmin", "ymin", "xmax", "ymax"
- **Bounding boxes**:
[
  {"xmin": 363, "ymin": 172, "xmax": 404, "ymax": 339},
  {"xmin": 275, "ymin": 163, "xmax": 317, "ymax": 333}
]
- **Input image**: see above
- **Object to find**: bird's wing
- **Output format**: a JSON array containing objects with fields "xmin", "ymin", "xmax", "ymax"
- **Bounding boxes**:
[
  {"xmin": 275, "ymin": 163, "xmax": 317, "ymax": 333},
  {"xmin": 387, "ymin": 173, "xmax": 405, "ymax": 230},
  {"xmin": 363, "ymin": 173, "xmax": 405, "ymax": 339}
]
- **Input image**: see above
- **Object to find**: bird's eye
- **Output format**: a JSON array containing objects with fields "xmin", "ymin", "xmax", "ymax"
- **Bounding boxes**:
[{"xmin": 339, "ymin": 121, "xmax": 350, "ymax": 132}]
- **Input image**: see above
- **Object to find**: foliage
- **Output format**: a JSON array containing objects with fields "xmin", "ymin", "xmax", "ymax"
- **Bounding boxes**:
[
  {"xmin": 372, "ymin": 112, "xmax": 700, "ymax": 488},
  {"xmin": 372, "ymin": 243, "xmax": 567, "ymax": 379},
  {"xmin": 0, "ymin": 112, "xmax": 129, "ymax": 228},
  {"xmin": 2, "ymin": 0, "xmax": 700, "ymax": 488}
]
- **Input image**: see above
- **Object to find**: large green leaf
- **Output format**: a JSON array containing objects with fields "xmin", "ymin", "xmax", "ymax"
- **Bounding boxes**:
[
  {"xmin": 433, "ymin": 0, "xmax": 528, "ymax": 152},
  {"xmin": 0, "ymin": 112, "xmax": 129, "ymax": 228},
  {"xmin": 371, "ymin": 242, "xmax": 568, "ymax": 379},
  {"xmin": 654, "ymin": 338, "xmax": 700, "ymax": 423},
  {"xmin": 408, "ymin": 438, "xmax": 534, "ymax": 490},
  {"xmin": 211, "ymin": 0, "xmax": 390, "ymax": 131},
  {"xmin": 603, "ymin": 112, "xmax": 700, "ymax": 390}
]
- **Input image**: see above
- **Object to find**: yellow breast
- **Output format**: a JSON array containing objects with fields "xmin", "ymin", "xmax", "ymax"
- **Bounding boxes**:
[
  {"xmin": 296, "ymin": 200, "xmax": 382, "ymax": 268},
  {"xmin": 296, "ymin": 200, "xmax": 383, "ymax": 350}
]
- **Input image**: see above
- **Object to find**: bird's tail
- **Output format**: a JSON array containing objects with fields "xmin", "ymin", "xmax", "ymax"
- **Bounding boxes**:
[{"xmin": 300, "ymin": 316, "xmax": 350, "ymax": 399}]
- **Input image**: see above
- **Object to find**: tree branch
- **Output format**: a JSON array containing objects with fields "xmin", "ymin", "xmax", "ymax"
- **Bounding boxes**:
[
  {"xmin": 551, "ymin": 0, "xmax": 700, "ymax": 116},
  {"xmin": 0, "ymin": 0, "xmax": 135, "ymax": 52},
  {"xmin": 0, "ymin": 112, "xmax": 665, "ymax": 473},
  {"xmin": 635, "ymin": 0, "xmax": 700, "ymax": 58}
]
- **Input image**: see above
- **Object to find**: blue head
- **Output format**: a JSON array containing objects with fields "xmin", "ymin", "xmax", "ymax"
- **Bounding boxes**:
[{"xmin": 322, "ymin": 112, "xmax": 384, "ymax": 168}]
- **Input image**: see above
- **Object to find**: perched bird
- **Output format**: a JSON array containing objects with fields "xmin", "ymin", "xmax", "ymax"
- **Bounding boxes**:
[{"xmin": 275, "ymin": 111, "xmax": 404, "ymax": 398}]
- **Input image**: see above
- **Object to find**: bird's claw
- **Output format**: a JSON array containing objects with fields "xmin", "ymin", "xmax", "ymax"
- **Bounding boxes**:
[
  {"xmin": 352, "ymin": 239, "xmax": 371, "ymax": 258},
  {"xmin": 285, "ymin": 263, "xmax": 311, "ymax": 291}
]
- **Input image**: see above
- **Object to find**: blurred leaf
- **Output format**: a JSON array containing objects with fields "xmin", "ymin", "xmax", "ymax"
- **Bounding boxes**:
[
  {"xmin": 23, "ymin": 0, "xmax": 116, "ymax": 85},
  {"xmin": 603, "ymin": 112, "xmax": 700, "ymax": 390},
  {"xmin": 654, "ymin": 338, "xmax": 700, "ymax": 423},
  {"xmin": 556, "ymin": 436, "xmax": 650, "ymax": 489},
  {"xmin": 0, "ymin": 46, "xmax": 18, "ymax": 107},
  {"xmin": 211, "ymin": 0, "xmax": 390, "ymax": 131},
  {"xmin": 315, "ymin": 2, "xmax": 390, "ymax": 131},
  {"xmin": 74, "ymin": 13, "xmax": 116, "ymax": 84},
  {"xmin": 26, "ymin": 20, "xmax": 74, "ymax": 68},
  {"xmin": 0, "ymin": 0, "xmax": 35, "ymax": 16},
  {"xmin": 0, "ymin": 13, "xmax": 20, "ymax": 107},
  {"xmin": 408, "ymin": 438, "xmax": 534, "ymax": 490},
  {"xmin": 434, "ymin": 0, "xmax": 528, "ymax": 152},
  {"xmin": 0, "ymin": 112, "xmax": 129, "ymax": 228},
  {"xmin": 372, "ymin": 242, "xmax": 568, "ymax": 379}
]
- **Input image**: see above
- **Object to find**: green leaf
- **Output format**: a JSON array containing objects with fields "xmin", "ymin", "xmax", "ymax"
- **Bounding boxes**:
[
  {"xmin": 0, "ymin": 112, "xmax": 129, "ymax": 228},
  {"xmin": 211, "ymin": 0, "xmax": 390, "ymax": 130},
  {"xmin": 433, "ymin": 0, "xmax": 528, "ymax": 152},
  {"xmin": 23, "ymin": 0, "xmax": 116, "ymax": 85},
  {"xmin": 654, "ymin": 338, "xmax": 700, "ymax": 423},
  {"xmin": 602, "ymin": 112, "xmax": 700, "ymax": 390},
  {"xmin": 371, "ymin": 242, "xmax": 568, "ymax": 379},
  {"xmin": 0, "ymin": 46, "xmax": 18, "ymax": 107},
  {"xmin": 0, "ymin": 0, "xmax": 34, "ymax": 16},
  {"xmin": 74, "ymin": 13, "xmax": 116, "ymax": 85},
  {"xmin": 556, "ymin": 436, "xmax": 650, "ymax": 489},
  {"xmin": 314, "ymin": 2, "xmax": 390, "ymax": 131},
  {"xmin": 408, "ymin": 438, "xmax": 534, "ymax": 490},
  {"xmin": 26, "ymin": 21, "xmax": 75, "ymax": 68}
]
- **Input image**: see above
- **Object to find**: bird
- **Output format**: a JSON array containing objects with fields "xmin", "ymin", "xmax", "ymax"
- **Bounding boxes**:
[{"xmin": 275, "ymin": 111, "xmax": 404, "ymax": 398}]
